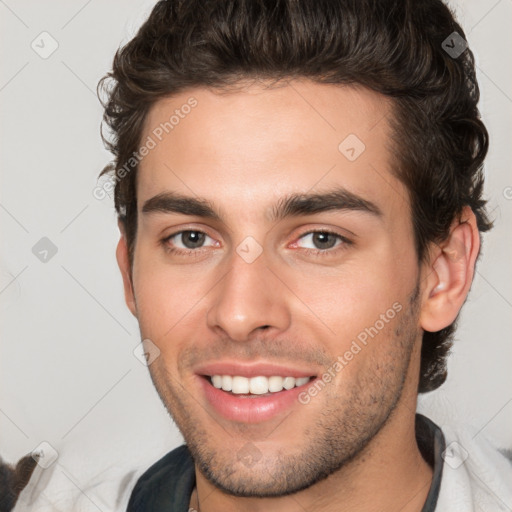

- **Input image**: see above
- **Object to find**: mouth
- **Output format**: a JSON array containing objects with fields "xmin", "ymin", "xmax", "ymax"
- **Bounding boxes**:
[
  {"xmin": 206, "ymin": 374, "xmax": 313, "ymax": 396},
  {"xmin": 195, "ymin": 365, "xmax": 318, "ymax": 423}
]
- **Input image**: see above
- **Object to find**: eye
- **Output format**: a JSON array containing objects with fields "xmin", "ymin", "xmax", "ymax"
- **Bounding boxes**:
[
  {"xmin": 294, "ymin": 230, "xmax": 350, "ymax": 253},
  {"xmin": 162, "ymin": 230, "xmax": 217, "ymax": 253},
  {"xmin": 161, "ymin": 228, "xmax": 351, "ymax": 257}
]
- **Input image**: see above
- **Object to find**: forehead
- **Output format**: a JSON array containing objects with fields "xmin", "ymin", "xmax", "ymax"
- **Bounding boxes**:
[{"xmin": 137, "ymin": 80, "xmax": 408, "ymax": 223}]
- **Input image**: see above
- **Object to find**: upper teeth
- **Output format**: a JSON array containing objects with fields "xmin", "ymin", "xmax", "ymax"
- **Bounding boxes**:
[{"xmin": 210, "ymin": 375, "xmax": 311, "ymax": 394}]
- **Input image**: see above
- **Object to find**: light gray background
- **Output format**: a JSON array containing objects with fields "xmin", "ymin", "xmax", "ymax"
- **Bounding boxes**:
[{"xmin": 1, "ymin": 0, "xmax": 511, "ymax": 505}]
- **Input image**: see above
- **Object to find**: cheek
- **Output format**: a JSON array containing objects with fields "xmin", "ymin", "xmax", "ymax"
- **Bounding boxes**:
[
  {"xmin": 288, "ymin": 252, "xmax": 413, "ymax": 337},
  {"xmin": 131, "ymin": 255, "xmax": 212, "ymax": 349}
]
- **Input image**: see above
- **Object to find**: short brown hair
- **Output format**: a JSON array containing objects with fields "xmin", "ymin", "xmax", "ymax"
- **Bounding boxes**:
[{"xmin": 98, "ymin": 0, "xmax": 492, "ymax": 393}]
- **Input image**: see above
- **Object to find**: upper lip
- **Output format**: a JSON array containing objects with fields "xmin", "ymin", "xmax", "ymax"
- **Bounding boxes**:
[{"xmin": 195, "ymin": 361, "xmax": 318, "ymax": 378}]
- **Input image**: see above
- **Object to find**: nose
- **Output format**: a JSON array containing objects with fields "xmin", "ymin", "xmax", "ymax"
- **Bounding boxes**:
[{"xmin": 206, "ymin": 247, "xmax": 291, "ymax": 342}]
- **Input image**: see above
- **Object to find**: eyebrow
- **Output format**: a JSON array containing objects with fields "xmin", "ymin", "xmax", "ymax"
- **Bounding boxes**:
[{"xmin": 141, "ymin": 187, "xmax": 383, "ymax": 222}]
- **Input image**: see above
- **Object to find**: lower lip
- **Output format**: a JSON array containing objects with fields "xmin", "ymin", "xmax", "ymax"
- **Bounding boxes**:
[{"xmin": 198, "ymin": 376, "xmax": 315, "ymax": 423}]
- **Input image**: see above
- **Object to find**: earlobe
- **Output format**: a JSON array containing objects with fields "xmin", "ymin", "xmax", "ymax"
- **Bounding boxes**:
[
  {"xmin": 420, "ymin": 207, "xmax": 480, "ymax": 332},
  {"xmin": 115, "ymin": 222, "xmax": 137, "ymax": 317}
]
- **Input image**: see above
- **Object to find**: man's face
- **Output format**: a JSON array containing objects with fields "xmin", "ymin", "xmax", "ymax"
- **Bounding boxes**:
[{"xmin": 124, "ymin": 81, "xmax": 424, "ymax": 496}]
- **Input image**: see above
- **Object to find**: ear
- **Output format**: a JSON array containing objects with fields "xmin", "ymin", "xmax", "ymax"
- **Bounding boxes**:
[
  {"xmin": 420, "ymin": 206, "xmax": 480, "ymax": 332},
  {"xmin": 13, "ymin": 453, "xmax": 38, "ymax": 495},
  {"xmin": 116, "ymin": 220, "xmax": 137, "ymax": 317}
]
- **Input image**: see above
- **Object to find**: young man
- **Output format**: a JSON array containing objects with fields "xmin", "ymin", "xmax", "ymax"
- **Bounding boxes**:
[{"xmin": 99, "ymin": 0, "xmax": 512, "ymax": 510}]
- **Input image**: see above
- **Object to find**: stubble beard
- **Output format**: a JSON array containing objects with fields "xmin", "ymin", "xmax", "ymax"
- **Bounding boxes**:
[{"xmin": 147, "ymin": 284, "xmax": 421, "ymax": 498}]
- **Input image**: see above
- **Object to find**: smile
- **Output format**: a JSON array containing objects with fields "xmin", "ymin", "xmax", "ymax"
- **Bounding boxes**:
[
  {"xmin": 195, "ymin": 363, "xmax": 319, "ymax": 423},
  {"xmin": 210, "ymin": 374, "xmax": 312, "ymax": 395}
]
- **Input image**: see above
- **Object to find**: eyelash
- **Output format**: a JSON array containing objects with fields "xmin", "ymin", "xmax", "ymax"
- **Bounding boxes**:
[{"xmin": 161, "ymin": 229, "xmax": 353, "ymax": 258}]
